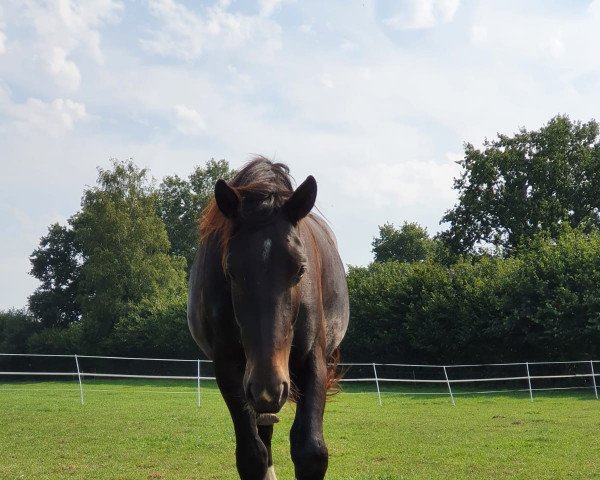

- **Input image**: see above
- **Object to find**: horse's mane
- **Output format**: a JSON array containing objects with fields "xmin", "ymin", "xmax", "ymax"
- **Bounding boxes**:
[{"xmin": 199, "ymin": 156, "xmax": 295, "ymax": 268}]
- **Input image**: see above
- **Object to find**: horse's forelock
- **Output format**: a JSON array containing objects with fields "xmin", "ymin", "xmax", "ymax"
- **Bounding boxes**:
[
  {"xmin": 231, "ymin": 157, "xmax": 293, "ymax": 191},
  {"xmin": 198, "ymin": 157, "xmax": 295, "ymax": 271}
]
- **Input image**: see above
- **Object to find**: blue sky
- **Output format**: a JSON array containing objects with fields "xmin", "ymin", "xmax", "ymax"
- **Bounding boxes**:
[{"xmin": 2, "ymin": 0, "xmax": 600, "ymax": 309}]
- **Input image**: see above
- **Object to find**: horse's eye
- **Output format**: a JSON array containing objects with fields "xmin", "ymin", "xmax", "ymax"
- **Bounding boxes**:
[{"xmin": 297, "ymin": 265, "xmax": 307, "ymax": 279}]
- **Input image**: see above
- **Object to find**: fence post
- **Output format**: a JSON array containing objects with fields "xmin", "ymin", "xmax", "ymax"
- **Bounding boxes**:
[
  {"xmin": 591, "ymin": 361, "xmax": 598, "ymax": 400},
  {"xmin": 525, "ymin": 362, "xmax": 533, "ymax": 402},
  {"xmin": 74, "ymin": 354, "xmax": 84, "ymax": 406},
  {"xmin": 372, "ymin": 363, "xmax": 382, "ymax": 406},
  {"xmin": 443, "ymin": 366, "xmax": 455, "ymax": 406},
  {"xmin": 197, "ymin": 360, "xmax": 201, "ymax": 407}
]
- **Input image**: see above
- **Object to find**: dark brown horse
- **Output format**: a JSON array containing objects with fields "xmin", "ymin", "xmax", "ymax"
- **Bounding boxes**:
[{"xmin": 187, "ymin": 158, "xmax": 349, "ymax": 480}]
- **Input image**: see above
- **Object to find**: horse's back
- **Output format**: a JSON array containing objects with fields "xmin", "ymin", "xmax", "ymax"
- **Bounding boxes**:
[{"xmin": 305, "ymin": 215, "xmax": 349, "ymax": 354}]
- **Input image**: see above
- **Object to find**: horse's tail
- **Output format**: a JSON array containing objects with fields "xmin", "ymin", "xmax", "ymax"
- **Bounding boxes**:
[
  {"xmin": 287, "ymin": 348, "xmax": 344, "ymax": 403},
  {"xmin": 326, "ymin": 347, "xmax": 344, "ymax": 397}
]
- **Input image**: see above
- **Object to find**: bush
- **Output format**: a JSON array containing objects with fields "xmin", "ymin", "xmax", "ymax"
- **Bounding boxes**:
[
  {"xmin": 27, "ymin": 324, "xmax": 83, "ymax": 354},
  {"xmin": 0, "ymin": 309, "xmax": 40, "ymax": 353},
  {"xmin": 108, "ymin": 298, "xmax": 200, "ymax": 359},
  {"xmin": 345, "ymin": 226, "xmax": 600, "ymax": 363}
]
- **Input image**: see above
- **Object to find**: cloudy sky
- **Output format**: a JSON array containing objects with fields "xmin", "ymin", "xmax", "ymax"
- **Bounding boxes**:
[{"xmin": 2, "ymin": 0, "xmax": 600, "ymax": 310}]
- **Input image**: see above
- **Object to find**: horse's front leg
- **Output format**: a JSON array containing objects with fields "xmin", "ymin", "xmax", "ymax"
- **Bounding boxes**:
[
  {"xmin": 214, "ymin": 356, "xmax": 272, "ymax": 480},
  {"xmin": 290, "ymin": 349, "xmax": 329, "ymax": 480}
]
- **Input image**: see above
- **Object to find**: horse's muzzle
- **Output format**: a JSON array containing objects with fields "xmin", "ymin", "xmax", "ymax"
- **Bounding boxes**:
[{"xmin": 245, "ymin": 380, "xmax": 289, "ymax": 413}]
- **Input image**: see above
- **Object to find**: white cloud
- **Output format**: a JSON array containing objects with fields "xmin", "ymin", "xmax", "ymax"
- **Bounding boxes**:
[
  {"xmin": 173, "ymin": 104, "xmax": 206, "ymax": 135},
  {"xmin": 45, "ymin": 46, "xmax": 81, "ymax": 90},
  {"xmin": 142, "ymin": 0, "xmax": 204, "ymax": 59},
  {"xmin": 540, "ymin": 37, "xmax": 565, "ymax": 60},
  {"xmin": 0, "ymin": 3, "xmax": 5, "ymax": 55},
  {"xmin": 320, "ymin": 73, "xmax": 334, "ymax": 88},
  {"xmin": 437, "ymin": 0, "xmax": 460, "ymax": 22},
  {"xmin": 10, "ymin": 97, "xmax": 87, "ymax": 136},
  {"xmin": 4, "ymin": 204, "xmax": 36, "ymax": 234},
  {"xmin": 299, "ymin": 24, "xmax": 314, "ymax": 34},
  {"xmin": 0, "ymin": 255, "xmax": 39, "ymax": 309},
  {"xmin": 258, "ymin": 0, "xmax": 283, "ymax": 17},
  {"xmin": 142, "ymin": 0, "xmax": 282, "ymax": 61},
  {"xmin": 467, "ymin": 3, "xmax": 600, "ymax": 72},
  {"xmin": 385, "ymin": 0, "xmax": 460, "ymax": 30},
  {"xmin": 341, "ymin": 153, "xmax": 461, "ymax": 209},
  {"xmin": 470, "ymin": 25, "xmax": 487, "ymax": 44},
  {"xmin": 5, "ymin": 1, "xmax": 600, "ymax": 307},
  {"xmin": 24, "ymin": 0, "xmax": 123, "ymax": 90},
  {"xmin": 589, "ymin": 0, "xmax": 600, "ymax": 15}
]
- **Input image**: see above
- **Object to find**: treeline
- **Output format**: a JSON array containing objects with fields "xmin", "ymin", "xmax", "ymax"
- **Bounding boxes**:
[
  {"xmin": 2, "ymin": 115, "xmax": 600, "ymax": 363},
  {"xmin": 345, "ymin": 114, "xmax": 600, "ymax": 363},
  {"xmin": 1, "ymin": 159, "xmax": 234, "ymax": 359},
  {"xmin": 345, "ymin": 226, "xmax": 600, "ymax": 363}
]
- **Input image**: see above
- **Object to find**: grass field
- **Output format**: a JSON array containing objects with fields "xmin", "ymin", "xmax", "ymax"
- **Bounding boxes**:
[{"xmin": 0, "ymin": 379, "xmax": 599, "ymax": 479}]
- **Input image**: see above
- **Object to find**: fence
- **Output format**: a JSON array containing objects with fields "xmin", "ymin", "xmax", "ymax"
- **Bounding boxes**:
[{"xmin": 0, "ymin": 353, "xmax": 598, "ymax": 406}]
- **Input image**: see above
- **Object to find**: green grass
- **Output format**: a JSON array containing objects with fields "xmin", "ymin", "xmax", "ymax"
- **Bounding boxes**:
[{"xmin": 0, "ymin": 379, "xmax": 599, "ymax": 479}]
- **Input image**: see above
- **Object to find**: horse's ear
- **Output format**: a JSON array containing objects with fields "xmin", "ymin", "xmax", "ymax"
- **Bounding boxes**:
[
  {"xmin": 284, "ymin": 175, "xmax": 317, "ymax": 224},
  {"xmin": 215, "ymin": 179, "xmax": 240, "ymax": 219}
]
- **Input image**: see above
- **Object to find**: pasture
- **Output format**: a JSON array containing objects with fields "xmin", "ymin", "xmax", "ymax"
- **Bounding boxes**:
[{"xmin": 0, "ymin": 379, "xmax": 598, "ymax": 479}]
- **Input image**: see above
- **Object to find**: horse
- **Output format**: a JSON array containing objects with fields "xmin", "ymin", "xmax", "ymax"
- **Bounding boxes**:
[{"xmin": 187, "ymin": 157, "xmax": 349, "ymax": 480}]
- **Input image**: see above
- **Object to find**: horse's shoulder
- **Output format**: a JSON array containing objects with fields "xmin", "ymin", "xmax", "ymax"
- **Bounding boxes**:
[{"xmin": 305, "ymin": 214, "xmax": 338, "ymax": 249}]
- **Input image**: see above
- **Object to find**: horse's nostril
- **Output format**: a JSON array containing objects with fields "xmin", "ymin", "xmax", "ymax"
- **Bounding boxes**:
[
  {"xmin": 245, "ymin": 383, "xmax": 255, "ymax": 403},
  {"xmin": 245, "ymin": 380, "xmax": 289, "ymax": 413},
  {"xmin": 280, "ymin": 382, "xmax": 289, "ymax": 403}
]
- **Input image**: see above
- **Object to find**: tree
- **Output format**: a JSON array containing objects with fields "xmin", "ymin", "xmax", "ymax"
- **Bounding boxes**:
[
  {"xmin": 441, "ymin": 115, "xmax": 600, "ymax": 255},
  {"xmin": 28, "ymin": 223, "xmax": 81, "ymax": 328},
  {"xmin": 23, "ymin": 158, "xmax": 230, "ymax": 355},
  {"xmin": 109, "ymin": 295, "xmax": 199, "ymax": 358},
  {"xmin": 0, "ymin": 309, "xmax": 39, "ymax": 354},
  {"xmin": 157, "ymin": 159, "xmax": 235, "ymax": 270},
  {"xmin": 344, "ymin": 261, "xmax": 414, "ymax": 362},
  {"xmin": 372, "ymin": 222, "xmax": 435, "ymax": 263},
  {"xmin": 72, "ymin": 159, "xmax": 187, "ymax": 350},
  {"xmin": 505, "ymin": 226, "xmax": 600, "ymax": 360}
]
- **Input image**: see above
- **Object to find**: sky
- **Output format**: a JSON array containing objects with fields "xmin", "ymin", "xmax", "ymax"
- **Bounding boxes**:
[{"xmin": 2, "ymin": 0, "xmax": 600, "ymax": 310}]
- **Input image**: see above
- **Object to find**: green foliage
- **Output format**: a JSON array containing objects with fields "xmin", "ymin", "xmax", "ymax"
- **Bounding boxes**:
[
  {"xmin": 441, "ymin": 115, "xmax": 600, "ymax": 255},
  {"xmin": 0, "ymin": 309, "xmax": 39, "ymax": 354},
  {"xmin": 28, "ymin": 223, "xmax": 81, "ymax": 328},
  {"xmin": 347, "ymin": 226, "xmax": 600, "ymax": 363},
  {"xmin": 346, "ymin": 259, "xmax": 504, "ymax": 363},
  {"xmin": 71, "ymin": 159, "xmax": 187, "ymax": 352},
  {"xmin": 345, "ymin": 262, "xmax": 412, "ymax": 361},
  {"xmin": 157, "ymin": 159, "xmax": 235, "ymax": 271},
  {"xmin": 22, "ymin": 158, "xmax": 237, "ymax": 357},
  {"xmin": 371, "ymin": 222, "xmax": 436, "ymax": 263},
  {"xmin": 401, "ymin": 257, "xmax": 517, "ymax": 363},
  {"xmin": 351, "ymin": 115, "xmax": 600, "ymax": 363},
  {"xmin": 22, "ymin": 158, "xmax": 235, "ymax": 357},
  {"xmin": 15, "ymin": 135, "xmax": 600, "ymax": 364},
  {"xmin": 26, "ymin": 324, "xmax": 83, "ymax": 354},
  {"xmin": 506, "ymin": 226, "xmax": 600, "ymax": 359},
  {"xmin": 109, "ymin": 295, "xmax": 199, "ymax": 358}
]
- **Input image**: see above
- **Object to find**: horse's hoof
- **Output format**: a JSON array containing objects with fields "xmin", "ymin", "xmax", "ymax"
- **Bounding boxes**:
[
  {"xmin": 264, "ymin": 465, "xmax": 277, "ymax": 480},
  {"xmin": 256, "ymin": 413, "xmax": 280, "ymax": 426}
]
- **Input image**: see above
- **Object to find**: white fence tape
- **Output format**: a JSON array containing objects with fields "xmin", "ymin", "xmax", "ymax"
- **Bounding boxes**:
[{"xmin": 0, "ymin": 353, "xmax": 598, "ymax": 406}]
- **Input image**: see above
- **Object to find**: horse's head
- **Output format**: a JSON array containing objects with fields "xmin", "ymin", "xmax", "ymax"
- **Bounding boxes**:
[{"xmin": 214, "ymin": 175, "xmax": 317, "ymax": 413}]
